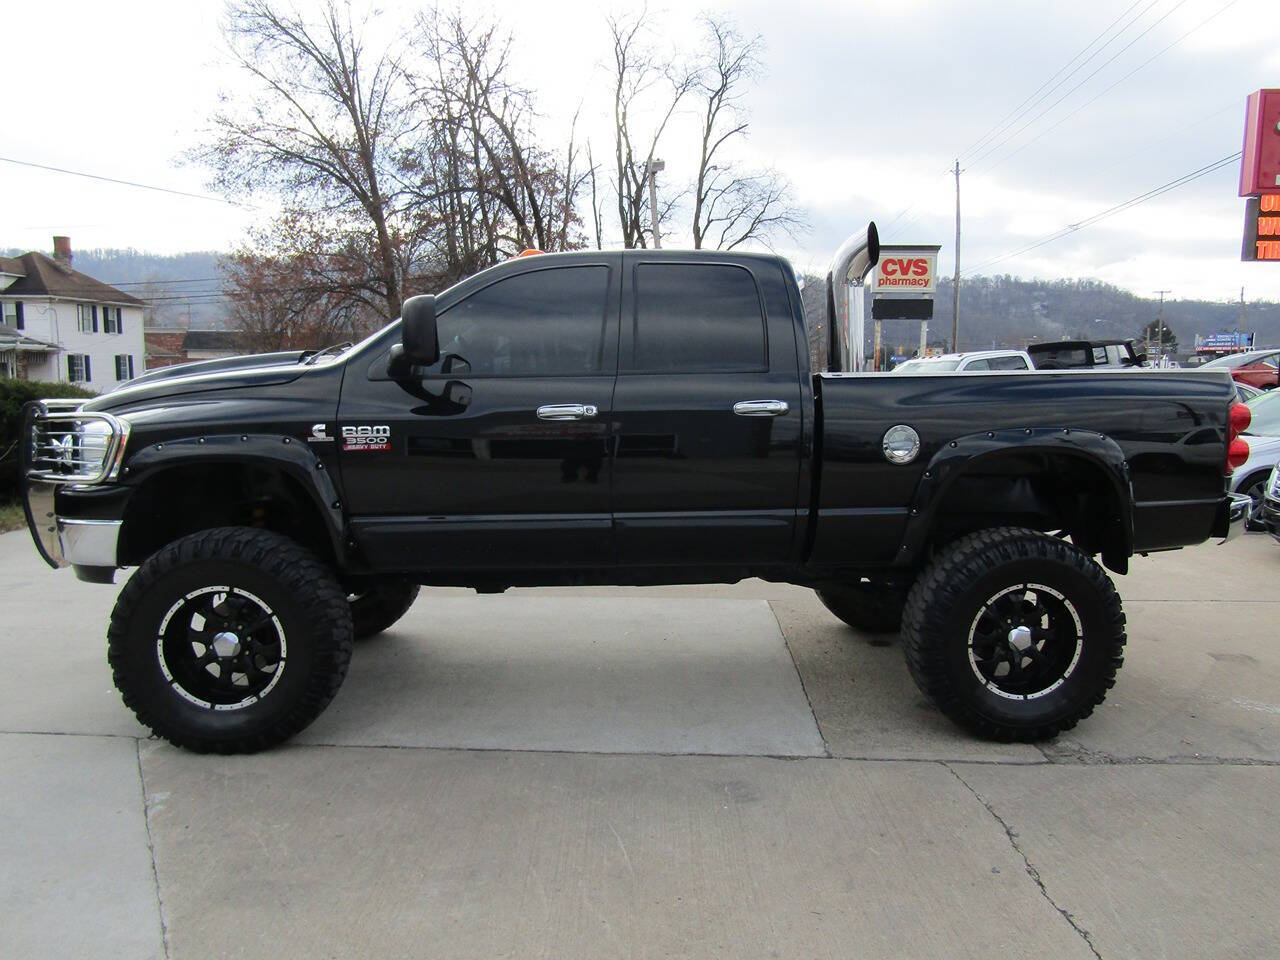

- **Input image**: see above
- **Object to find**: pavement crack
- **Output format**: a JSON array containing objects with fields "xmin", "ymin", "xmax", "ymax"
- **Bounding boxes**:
[
  {"xmin": 135, "ymin": 739, "xmax": 171, "ymax": 960},
  {"xmin": 767, "ymin": 600, "xmax": 831, "ymax": 758},
  {"xmin": 945, "ymin": 763, "xmax": 1104, "ymax": 960}
]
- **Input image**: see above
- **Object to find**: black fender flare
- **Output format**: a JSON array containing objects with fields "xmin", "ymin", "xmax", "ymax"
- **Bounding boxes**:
[
  {"xmin": 119, "ymin": 433, "xmax": 347, "ymax": 564},
  {"xmin": 890, "ymin": 427, "xmax": 1134, "ymax": 572}
]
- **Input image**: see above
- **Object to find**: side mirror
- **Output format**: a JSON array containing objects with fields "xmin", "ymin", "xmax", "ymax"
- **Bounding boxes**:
[{"xmin": 389, "ymin": 294, "xmax": 438, "ymax": 376}]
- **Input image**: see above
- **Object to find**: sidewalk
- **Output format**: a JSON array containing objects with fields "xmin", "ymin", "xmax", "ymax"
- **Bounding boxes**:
[{"xmin": 2, "ymin": 529, "xmax": 1277, "ymax": 959}]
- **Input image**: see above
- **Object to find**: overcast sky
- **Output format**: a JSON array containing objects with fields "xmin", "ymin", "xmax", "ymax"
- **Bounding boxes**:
[{"xmin": 4, "ymin": 0, "xmax": 1280, "ymax": 303}]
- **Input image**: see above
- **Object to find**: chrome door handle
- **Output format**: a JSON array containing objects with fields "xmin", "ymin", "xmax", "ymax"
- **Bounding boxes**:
[
  {"xmin": 733, "ymin": 400, "xmax": 789, "ymax": 417},
  {"xmin": 537, "ymin": 404, "xmax": 598, "ymax": 421}
]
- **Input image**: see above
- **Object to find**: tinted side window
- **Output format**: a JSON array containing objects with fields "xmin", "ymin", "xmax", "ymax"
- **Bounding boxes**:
[
  {"xmin": 436, "ymin": 266, "xmax": 610, "ymax": 376},
  {"xmin": 964, "ymin": 358, "xmax": 990, "ymax": 371},
  {"xmin": 989, "ymin": 355, "xmax": 1028, "ymax": 370},
  {"xmin": 629, "ymin": 263, "xmax": 765, "ymax": 372}
]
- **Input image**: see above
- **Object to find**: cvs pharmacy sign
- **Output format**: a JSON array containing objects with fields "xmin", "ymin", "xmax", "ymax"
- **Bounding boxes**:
[{"xmin": 874, "ymin": 254, "xmax": 936, "ymax": 294}]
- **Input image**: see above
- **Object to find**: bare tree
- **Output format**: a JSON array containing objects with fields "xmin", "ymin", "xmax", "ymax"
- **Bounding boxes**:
[
  {"xmin": 194, "ymin": 0, "xmax": 415, "ymax": 316},
  {"xmin": 689, "ymin": 16, "xmax": 806, "ymax": 250},
  {"xmin": 404, "ymin": 9, "xmax": 589, "ymax": 283},
  {"xmin": 607, "ymin": 12, "xmax": 694, "ymax": 248}
]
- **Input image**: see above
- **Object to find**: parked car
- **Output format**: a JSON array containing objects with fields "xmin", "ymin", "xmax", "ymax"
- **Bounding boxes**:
[
  {"xmin": 1028, "ymin": 339, "xmax": 1146, "ymax": 370},
  {"xmin": 1259, "ymin": 462, "xmax": 1280, "ymax": 542},
  {"xmin": 1230, "ymin": 389, "xmax": 1280, "ymax": 530},
  {"xmin": 1200, "ymin": 350, "xmax": 1279, "ymax": 391},
  {"xmin": 19, "ymin": 242, "xmax": 1249, "ymax": 753},
  {"xmin": 890, "ymin": 349, "xmax": 1033, "ymax": 373},
  {"xmin": 1236, "ymin": 381, "xmax": 1263, "ymax": 404}
]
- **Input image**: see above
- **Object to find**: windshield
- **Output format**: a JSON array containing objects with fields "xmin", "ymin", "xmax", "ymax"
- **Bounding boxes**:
[
  {"xmin": 892, "ymin": 358, "xmax": 961, "ymax": 373},
  {"xmin": 1244, "ymin": 390, "xmax": 1280, "ymax": 437}
]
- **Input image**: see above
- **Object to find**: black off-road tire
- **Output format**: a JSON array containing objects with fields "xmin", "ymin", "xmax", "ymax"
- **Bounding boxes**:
[
  {"xmin": 816, "ymin": 580, "xmax": 907, "ymax": 636},
  {"xmin": 349, "ymin": 581, "xmax": 421, "ymax": 639},
  {"xmin": 107, "ymin": 527, "xmax": 354, "ymax": 754},
  {"xmin": 901, "ymin": 527, "xmax": 1126, "ymax": 741}
]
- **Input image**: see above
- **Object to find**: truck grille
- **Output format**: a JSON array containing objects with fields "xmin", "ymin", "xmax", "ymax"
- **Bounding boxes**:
[{"xmin": 26, "ymin": 407, "xmax": 129, "ymax": 484}]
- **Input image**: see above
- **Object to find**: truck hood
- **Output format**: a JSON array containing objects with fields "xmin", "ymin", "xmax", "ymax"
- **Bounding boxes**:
[{"xmin": 83, "ymin": 350, "xmax": 311, "ymax": 412}]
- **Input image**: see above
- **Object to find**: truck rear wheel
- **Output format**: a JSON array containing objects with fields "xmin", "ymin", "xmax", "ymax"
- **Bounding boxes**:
[
  {"xmin": 349, "ymin": 581, "xmax": 420, "ymax": 639},
  {"xmin": 901, "ymin": 527, "xmax": 1126, "ymax": 741},
  {"xmin": 107, "ymin": 527, "xmax": 354, "ymax": 753},
  {"xmin": 815, "ymin": 580, "xmax": 906, "ymax": 636}
]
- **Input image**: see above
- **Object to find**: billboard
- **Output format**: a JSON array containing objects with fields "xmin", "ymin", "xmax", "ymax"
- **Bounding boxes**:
[{"xmin": 1194, "ymin": 331, "xmax": 1255, "ymax": 353}]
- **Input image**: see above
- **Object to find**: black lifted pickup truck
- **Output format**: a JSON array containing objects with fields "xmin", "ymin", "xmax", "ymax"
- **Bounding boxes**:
[{"xmin": 21, "ymin": 237, "xmax": 1253, "ymax": 752}]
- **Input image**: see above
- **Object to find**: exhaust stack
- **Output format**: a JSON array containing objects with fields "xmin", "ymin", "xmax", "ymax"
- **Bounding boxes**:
[{"xmin": 826, "ymin": 222, "xmax": 880, "ymax": 372}]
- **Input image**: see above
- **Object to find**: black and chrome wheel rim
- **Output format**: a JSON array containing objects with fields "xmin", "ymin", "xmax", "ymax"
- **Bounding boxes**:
[
  {"xmin": 157, "ymin": 586, "xmax": 287, "ymax": 710},
  {"xmin": 967, "ymin": 583, "xmax": 1083, "ymax": 701}
]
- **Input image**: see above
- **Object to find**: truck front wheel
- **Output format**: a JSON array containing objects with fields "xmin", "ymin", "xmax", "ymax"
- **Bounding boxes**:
[
  {"xmin": 107, "ymin": 527, "xmax": 354, "ymax": 753},
  {"xmin": 901, "ymin": 527, "xmax": 1126, "ymax": 741}
]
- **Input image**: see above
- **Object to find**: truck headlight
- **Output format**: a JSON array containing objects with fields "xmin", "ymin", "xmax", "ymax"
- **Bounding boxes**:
[{"xmin": 28, "ymin": 410, "xmax": 129, "ymax": 484}]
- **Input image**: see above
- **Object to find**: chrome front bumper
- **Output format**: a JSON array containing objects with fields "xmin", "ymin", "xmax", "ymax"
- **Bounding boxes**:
[{"xmin": 21, "ymin": 477, "xmax": 121, "ymax": 579}]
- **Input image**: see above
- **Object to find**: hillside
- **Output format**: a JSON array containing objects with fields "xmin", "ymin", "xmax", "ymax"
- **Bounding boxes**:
[{"xmin": 801, "ymin": 273, "xmax": 1280, "ymax": 369}]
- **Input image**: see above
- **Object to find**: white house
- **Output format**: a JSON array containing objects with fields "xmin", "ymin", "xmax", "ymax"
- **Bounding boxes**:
[{"xmin": 0, "ymin": 237, "xmax": 146, "ymax": 391}]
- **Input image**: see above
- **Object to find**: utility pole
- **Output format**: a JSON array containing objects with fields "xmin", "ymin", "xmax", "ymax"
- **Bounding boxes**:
[
  {"xmin": 1239, "ymin": 287, "xmax": 1246, "ymax": 330},
  {"xmin": 1153, "ymin": 289, "xmax": 1170, "ymax": 366},
  {"xmin": 645, "ymin": 159, "xmax": 665, "ymax": 249},
  {"xmin": 952, "ymin": 159, "xmax": 961, "ymax": 353}
]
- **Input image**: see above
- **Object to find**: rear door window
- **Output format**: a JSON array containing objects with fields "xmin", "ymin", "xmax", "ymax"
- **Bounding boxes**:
[{"xmin": 627, "ymin": 263, "xmax": 766, "ymax": 372}]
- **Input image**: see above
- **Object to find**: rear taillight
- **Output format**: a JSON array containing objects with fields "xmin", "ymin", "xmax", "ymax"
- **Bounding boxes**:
[{"xmin": 1226, "ymin": 402, "xmax": 1251, "ymax": 474}]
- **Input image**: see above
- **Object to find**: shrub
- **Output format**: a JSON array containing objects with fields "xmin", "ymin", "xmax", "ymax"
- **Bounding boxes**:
[{"xmin": 0, "ymin": 380, "xmax": 95, "ymax": 500}]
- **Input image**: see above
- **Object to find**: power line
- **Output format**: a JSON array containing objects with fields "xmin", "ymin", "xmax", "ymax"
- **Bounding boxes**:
[
  {"xmin": 0, "ymin": 156, "xmax": 255, "ymax": 209},
  {"xmin": 964, "ymin": 151, "xmax": 1240, "ymax": 275},
  {"xmin": 977, "ymin": 0, "xmax": 1243, "ymax": 174},
  {"xmin": 965, "ymin": 0, "xmax": 1194, "ymax": 173},
  {"xmin": 956, "ymin": 0, "xmax": 1153, "ymax": 167}
]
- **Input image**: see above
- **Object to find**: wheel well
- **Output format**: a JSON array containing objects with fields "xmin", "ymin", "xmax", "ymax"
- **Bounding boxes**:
[
  {"xmin": 925, "ymin": 451, "xmax": 1129, "ymax": 573},
  {"xmin": 1237, "ymin": 468, "xmax": 1271, "ymax": 494},
  {"xmin": 118, "ymin": 462, "xmax": 336, "ymax": 567}
]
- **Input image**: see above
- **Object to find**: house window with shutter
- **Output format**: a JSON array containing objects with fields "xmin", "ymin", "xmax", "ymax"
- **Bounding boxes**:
[
  {"xmin": 103, "ymin": 306, "xmax": 124, "ymax": 334},
  {"xmin": 114, "ymin": 354, "xmax": 135, "ymax": 380},
  {"xmin": 68, "ymin": 353, "xmax": 91, "ymax": 382},
  {"xmin": 2, "ymin": 301, "xmax": 22, "ymax": 329},
  {"xmin": 77, "ymin": 303, "xmax": 98, "ymax": 333}
]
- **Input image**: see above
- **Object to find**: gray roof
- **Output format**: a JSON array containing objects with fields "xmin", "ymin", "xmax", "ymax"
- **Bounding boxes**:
[
  {"xmin": 183, "ymin": 329, "xmax": 240, "ymax": 350},
  {"xmin": 0, "ymin": 252, "xmax": 142, "ymax": 306}
]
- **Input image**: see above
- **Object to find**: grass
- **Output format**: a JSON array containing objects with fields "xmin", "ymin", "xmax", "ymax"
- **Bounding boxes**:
[{"xmin": 0, "ymin": 500, "xmax": 26, "ymax": 533}]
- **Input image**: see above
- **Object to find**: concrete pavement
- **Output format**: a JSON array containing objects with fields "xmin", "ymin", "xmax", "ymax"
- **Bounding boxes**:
[{"xmin": 1, "ymin": 527, "xmax": 1277, "ymax": 959}]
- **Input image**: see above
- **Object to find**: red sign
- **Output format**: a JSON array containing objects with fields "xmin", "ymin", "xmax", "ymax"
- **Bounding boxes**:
[{"xmin": 1240, "ymin": 89, "xmax": 1280, "ymax": 196}]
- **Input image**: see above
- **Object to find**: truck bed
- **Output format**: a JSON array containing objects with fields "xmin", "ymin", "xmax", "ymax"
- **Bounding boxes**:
[{"xmin": 809, "ymin": 369, "xmax": 1236, "ymax": 568}]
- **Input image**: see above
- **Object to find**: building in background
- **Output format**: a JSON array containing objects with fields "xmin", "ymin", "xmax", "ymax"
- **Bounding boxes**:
[
  {"xmin": 0, "ymin": 237, "xmax": 145, "ymax": 391},
  {"xmin": 143, "ymin": 328, "xmax": 240, "ymax": 370}
]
